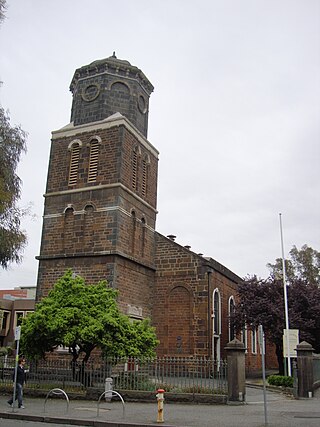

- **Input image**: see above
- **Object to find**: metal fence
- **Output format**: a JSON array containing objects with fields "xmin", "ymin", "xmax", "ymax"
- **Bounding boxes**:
[
  {"xmin": 314, "ymin": 354, "xmax": 320, "ymax": 383},
  {"xmin": 0, "ymin": 355, "xmax": 227, "ymax": 395}
]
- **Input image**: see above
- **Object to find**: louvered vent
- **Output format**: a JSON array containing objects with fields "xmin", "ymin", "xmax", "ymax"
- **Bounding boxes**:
[
  {"xmin": 132, "ymin": 150, "xmax": 137, "ymax": 190},
  {"xmin": 88, "ymin": 140, "xmax": 99, "ymax": 182},
  {"xmin": 68, "ymin": 144, "xmax": 80, "ymax": 186},
  {"xmin": 142, "ymin": 159, "xmax": 147, "ymax": 196}
]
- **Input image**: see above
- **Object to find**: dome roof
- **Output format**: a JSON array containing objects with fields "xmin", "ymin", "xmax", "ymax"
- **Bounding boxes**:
[
  {"xmin": 89, "ymin": 52, "xmax": 131, "ymax": 67},
  {"xmin": 70, "ymin": 53, "xmax": 154, "ymax": 95}
]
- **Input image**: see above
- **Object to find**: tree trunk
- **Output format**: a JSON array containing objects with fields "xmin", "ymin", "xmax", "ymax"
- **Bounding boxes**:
[
  {"xmin": 275, "ymin": 343, "xmax": 284, "ymax": 375},
  {"xmin": 80, "ymin": 359, "xmax": 92, "ymax": 387},
  {"xmin": 70, "ymin": 346, "xmax": 79, "ymax": 381}
]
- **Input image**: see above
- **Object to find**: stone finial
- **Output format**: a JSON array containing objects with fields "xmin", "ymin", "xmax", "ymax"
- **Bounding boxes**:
[
  {"xmin": 225, "ymin": 338, "xmax": 246, "ymax": 351},
  {"xmin": 296, "ymin": 341, "xmax": 314, "ymax": 352}
]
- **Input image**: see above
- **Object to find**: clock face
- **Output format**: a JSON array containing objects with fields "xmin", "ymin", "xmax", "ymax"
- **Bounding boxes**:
[
  {"xmin": 81, "ymin": 83, "xmax": 100, "ymax": 102},
  {"xmin": 138, "ymin": 95, "xmax": 147, "ymax": 114}
]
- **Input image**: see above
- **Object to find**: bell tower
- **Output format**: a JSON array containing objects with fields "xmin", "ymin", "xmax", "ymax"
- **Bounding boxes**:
[
  {"xmin": 36, "ymin": 54, "xmax": 158, "ymax": 319},
  {"xmin": 70, "ymin": 52, "xmax": 153, "ymax": 137}
]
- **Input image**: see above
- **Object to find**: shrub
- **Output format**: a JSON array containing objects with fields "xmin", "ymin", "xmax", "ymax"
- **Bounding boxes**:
[
  {"xmin": 180, "ymin": 386, "xmax": 214, "ymax": 394},
  {"xmin": 267, "ymin": 375, "xmax": 293, "ymax": 388},
  {"xmin": 113, "ymin": 372, "xmax": 154, "ymax": 391},
  {"xmin": 0, "ymin": 347, "xmax": 8, "ymax": 356}
]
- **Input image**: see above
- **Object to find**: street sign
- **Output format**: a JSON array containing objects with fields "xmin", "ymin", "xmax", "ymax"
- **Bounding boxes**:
[
  {"xmin": 14, "ymin": 326, "xmax": 21, "ymax": 341},
  {"xmin": 258, "ymin": 325, "xmax": 265, "ymax": 355},
  {"xmin": 283, "ymin": 329, "xmax": 299, "ymax": 358}
]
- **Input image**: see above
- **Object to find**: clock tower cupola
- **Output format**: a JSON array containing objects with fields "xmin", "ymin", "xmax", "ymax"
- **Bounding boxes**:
[{"xmin": 69, "ymin": 52, "xmax": 154, "ymax": 137}]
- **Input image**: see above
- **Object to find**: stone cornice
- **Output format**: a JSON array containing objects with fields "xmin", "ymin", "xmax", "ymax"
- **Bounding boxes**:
[
  {"xmin": 35, "ymin": 251, "xmax": 156, "ymax": 272},
  {"xmin": 43, "ymin": 182, "xmax": 158, "ymax": 214},
  {"xmin": 43, "ymin": 204, "xmax": 155, "ymax": 232},
  {"xmin": 51, "ymin": 113, "xmax": 159, "ymax": 158}
]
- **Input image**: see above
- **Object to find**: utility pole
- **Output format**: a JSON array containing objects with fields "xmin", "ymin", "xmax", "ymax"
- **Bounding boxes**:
[{"xmin": 279, "ymin": 213, "xmax": 291, "ymax": 376}]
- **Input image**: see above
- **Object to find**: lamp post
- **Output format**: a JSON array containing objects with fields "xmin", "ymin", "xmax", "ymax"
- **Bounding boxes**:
[{"xmin": 279, "ymin": 213, "xmax": 291, "ymax": 376}]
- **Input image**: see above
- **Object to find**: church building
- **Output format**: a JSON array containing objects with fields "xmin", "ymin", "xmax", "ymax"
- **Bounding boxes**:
[{"xmin": 36, "ymin": 54, "xmax": 263, "ymax": 365}]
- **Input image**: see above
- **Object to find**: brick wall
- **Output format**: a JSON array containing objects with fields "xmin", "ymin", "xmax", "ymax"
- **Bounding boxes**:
[
  {"xmin": 244, "ymin": 332, "xmax": 278, "ymax": 374},
  {"xmin": 37, "ymin": 120, "xmax": 158, "ymax": 324},
  {"xmin": 153, "ymin": 233, "xmax": 241, "ymax": 359},
  {"xmin": 36, "ymin": 255, "xmax": 154, "ymax": 321},
  {"xmin": 46, "ymin": 125, "xmax": 157, "ymax": 201}
]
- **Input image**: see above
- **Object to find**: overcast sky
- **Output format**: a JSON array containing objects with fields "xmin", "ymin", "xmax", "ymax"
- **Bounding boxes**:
[{"xmin": 0, "ymin": 0, "xmax": 319, "ymax": 289}]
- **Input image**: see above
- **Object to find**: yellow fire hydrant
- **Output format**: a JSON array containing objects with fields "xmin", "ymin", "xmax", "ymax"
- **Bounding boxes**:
[{"xmin": 156, "ymin": 388, "xmax": 165, "ymax": 423}]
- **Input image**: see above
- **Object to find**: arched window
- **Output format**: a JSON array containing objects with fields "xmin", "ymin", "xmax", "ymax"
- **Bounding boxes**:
[
  {"xmin": 111, "ymin": 81, "xmax": 130, "ymax": 96},
  {"xmin": 110, "ymin": 81, "xmax": 130, "ymax": 115},
  {"xmin": 168, "ymin": 286, "xmax": 191, "ymax": 354},
  {"xmin": 251, "ymin": 327, "xmax": 257, "ymax": 354},
  {"xmin": 213, "ymin": 288, "xmax": 221, "ymax": 335},
  {"xmin": 88, "ymin": 139, "xmax": 99, "ymax": 183},
  {"xmin": 83, "ymin": 204, "xmax": 95, "ymax": 251},
  {"xmin": 63, "ymin": 206, "xmax": 74, "ymax": 252},
  {"xmin": 68, "ymin": 140, "xmax": 82, "ymax": 186},
  {"xmin": 228, "ymin": 296, "xmax": 236, "ymax": 341},
  {"xmin": 241, "ymin": 325, "xmax": 248, "ymax": 352}
]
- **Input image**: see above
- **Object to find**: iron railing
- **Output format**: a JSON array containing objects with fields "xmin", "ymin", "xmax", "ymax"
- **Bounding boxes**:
[
  {"xmin": 314, "ymin": 354, "xmax": 320, "ymax": 383},
  {"xmin": 0, "ymin": 355, "xmax": 227, "ymax": 395}
]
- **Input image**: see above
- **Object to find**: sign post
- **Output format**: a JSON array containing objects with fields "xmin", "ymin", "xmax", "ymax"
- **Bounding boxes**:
[
  {"xmin": 283, "ymin": 329, "xmax": 299, "ymax": 358},
  {"xmin": 258, "ymin": 325, "xmax": 268, "ymax": 426},
  {"xmin": 11, "ymin": 326, "xmax": 21, "ymax": 412}
]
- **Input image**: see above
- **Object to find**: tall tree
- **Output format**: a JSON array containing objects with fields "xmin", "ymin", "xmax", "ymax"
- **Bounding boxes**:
[
  {"xmin": 20, "ymin": 271, "xmax": 159, "ymax": 363},
  {"xmin": 0, "ymin": 0, "xmax": 6, "ymax": 24},
  {"xmin": 232, "ymin": 275, "xmax": 320, "ymax": 374},
  {"xmin": 267, "ymin": 244, "xmax": 320, "ymax": 286},
  {"xmin": 0, "ymin": 107, "xmax": 28, "ymax": 268},
  {"xmin": 0, "ymin": 1, "xmax": 29, "ymax": 268}
]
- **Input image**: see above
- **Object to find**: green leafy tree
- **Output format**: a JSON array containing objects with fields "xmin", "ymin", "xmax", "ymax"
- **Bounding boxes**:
[
  {"xmin": 20, "ymin": 271, "xmax": 159, "ymax": 364},
  {"xmin": 267, "ymin": 244, "xmax": 320, "ymax": 286},
  {"xmin": 0, "ymin": 107, "xmax": 28, "ymax": 268},
  {"xmin": 0, "ymin": 4, "xmax": 29, "ymax": 268},
  {"xmin": 0, "ymin": 0, "xmax": 6, "ymax": 24}
]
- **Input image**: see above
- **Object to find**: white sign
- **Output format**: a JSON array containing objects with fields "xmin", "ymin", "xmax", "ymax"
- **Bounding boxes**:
[
  {"xmin": 283, "ymin": 329, "xmax": 299, "ymax": 357},
  {"xmin": 14, "ymin": 326, "xmax": 21, "ymax": 341},
  {"xmin": 258, "ymin": 325, "xmax": 265, "ymax": 355}
]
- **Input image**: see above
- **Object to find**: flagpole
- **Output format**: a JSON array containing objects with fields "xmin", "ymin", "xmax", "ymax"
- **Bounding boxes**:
[{"xmin": 279, "ymin": 213, "xmax": 291, "ymax": 376}]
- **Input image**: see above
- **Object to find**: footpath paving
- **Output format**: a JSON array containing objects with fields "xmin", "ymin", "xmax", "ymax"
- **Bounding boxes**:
[{"xmin": 0, "ymin": 385, "xmax": 319, "ymax": 427}]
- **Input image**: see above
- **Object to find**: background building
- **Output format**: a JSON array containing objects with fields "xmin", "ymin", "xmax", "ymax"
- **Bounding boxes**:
[{"xmin": 0, "ymin": 287, "xmax": 35, "ymax": 348}]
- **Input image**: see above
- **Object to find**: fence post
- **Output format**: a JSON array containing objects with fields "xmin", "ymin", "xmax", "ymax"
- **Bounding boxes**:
[
  {"xmin": 296, "ymin": 341, "xmax": 314, "ymax": 398},
  {"xmin": 225, "ymin": 338, "xmax": 246, "ymax": 403}
]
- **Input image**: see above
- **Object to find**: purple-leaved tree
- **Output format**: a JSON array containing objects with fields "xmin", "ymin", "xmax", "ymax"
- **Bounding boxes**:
[{"xmin": 231, "ymin": 247, "xmax": 320, "ymax": 374}]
